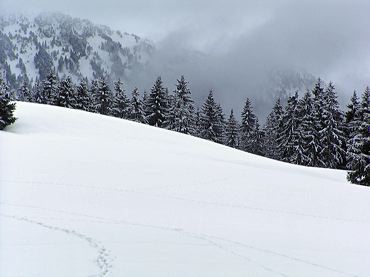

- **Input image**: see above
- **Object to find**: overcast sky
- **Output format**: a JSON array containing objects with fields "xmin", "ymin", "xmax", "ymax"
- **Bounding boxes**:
[{"xmin": 1, "ymin": 0, "xmax": 369, "ymax": 115}]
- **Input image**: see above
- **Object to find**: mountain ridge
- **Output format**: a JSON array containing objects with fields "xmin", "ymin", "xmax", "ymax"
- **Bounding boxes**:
[
  {"xmin": 0, "ymin": 12, "xmax": 319, "ymax": 119},
  {"xmin": 0, "ymin": 12, "xmax": 154, "ymax": 88}
]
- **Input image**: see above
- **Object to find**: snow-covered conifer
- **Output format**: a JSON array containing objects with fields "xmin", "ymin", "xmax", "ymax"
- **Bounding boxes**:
[
  {"xmin": 297, "ymin": 90, "xmax": 322, "ymax": 166},
  {"xmin": 252, "ymin": 118, "xmax": 264, "ymax": 156},
  {"xmin": 92, "ymin": 78, "xmax": 113, "ymax": 115},
  {"xmin": 240, "ymin": 98, "xmax": 257, "ymax": 152},
  {"xmin": 0, "ymin": 76, "xmax": 16, "ymax": 130},
  {"xmin": 347, "ymin": 87, "xmax": 370, "ymax": 185},
  {"xmin": 41, "ymin": 69, "xmax": 58, "ymax": 104},
  {"xmin": 147, "ymin": 77, "xmax": 168, "ymax": 127},
  {"xmin": 166, "ymin": 76, "xmax": 195, "ymax": 134},
  {"xmin": 277, "ymin": 92, "xmax": 302, "ymax": 163},
  {"xmin": 264, "ymin": 98, "xmax": 283, "ymax": 159},
  {"xmin": 129, "ymin": 88, "xmax": 147, "ymax": 123},
  {"xmin": 225, "ymin": 109, "xmax": 239, "ymax": 148},
  {"xmin": 319, "ymin": 82, "xmax": 346, "ymax": 168},
  {"xmin": 199, "ymin": 90, "xmax": 224, "ymax": 143},
  {"xmin": 345, "ymin": 91, "xmax": 361, "ymax": 124},
  {"xmin": 18, "ymin": 80, "xmax": 32, "ymax": 102},
  {"xmin": 54, "ymin": 76, "xmax": 77, "ymax": 108},
  {"xmin": 76, "ymin": 79, "xmax": 91, "ymax": 111},
  {"xmin": 33, "ymin": 80, "xmax": 43, "ymax": 103},
  {"xmin": 112, "ymin": 80, "xmax": 130, "ymax": 119}
]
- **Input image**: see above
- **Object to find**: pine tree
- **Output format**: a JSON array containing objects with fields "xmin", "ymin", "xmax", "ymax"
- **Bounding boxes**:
[
  {"xmin": 54, "ymin": 76, "xmax": 77, "ymax": 108},
  {"xmin": 92, "ymin": 78, "xmax": 113, "ymax": 115},
  {"xmin": 41, "ymin": 69, "xmax": 58, "ymax": 104},
  {"xmin": 193, "ymin": 107, "xmax": 201, "ymax": 137},
  {"xmin": 225, "ymin": 109, "xmax": 239, "ymax": 148},
  {"xmin": 129, "ymin": 88, "xmax": 147, "ymax": 123},
  {"xmin": 347, "ymin": 87, "xmax": 370, "ymax": 185},
  {"xmin": 90, "ymin": 79, "xmax": 99, "ymax": 113},
  {"xmin": 308, "ymin": 79, "xmax": 328, "ymax": 167},
  {"xmin": 142, "ymin": 90, "xmax": 150, "ymax": 120},
  {"xmin": 76, "ymin": 79, "xmax": 91, "ymax": 111},
  {"xmin": 199, "ymin": 90, "xmax": 224, "ymax": 143},
  {"xmin": 164, "ymin": 95, "xmax": 176, "ymax": 130},
  {"xmin": 0, "ymin": 76, "xmax": 16, "ymax": 130},
  {"xmin": 112, "ymin": 80, "xmax": 130, "ymax": 119},
  {"xmin": 33, "ymin": 80, "xmax": 43, "ymax": 103},
  {"xmin": 264, "ymin": 98, "xmax": 283, "ymax": 160},
  {"xmin": 253, "ymin": 119, "xmax": 265, "ymax": 156},
  {"xmin": 240, "ymin": 98, "xmax": 257, "ymax": 152},
  {"xmin": 345, "ymin": 91, "xmax": 361, "ymax": 124},
  {"xmin": 277, "ymin": 92, "xmax": 302, "ymax": 163},
  {"xmin": 166, "ymin": 76, "xmax": 195, "ymax": 134},
  {"xmin": 343, "ymin": 91, "xmax": 360, "ymax": 166},
  {"xmin": 298, "ymin": 90, "xmax": 322, "ymax": 167},
  {"xmin": 216, "ymin": 103, "xmax": 226, "ymax": 144},
  {"xmin": 344, "ymin": 91, "xmax": 361, "ymax": 147},
  {"xmin": 165, "ymin": 87, "xmax": 171, "ymax": 107},
  {"xmin": 18, "ymin": 80, "xmax": 32, "ymax": 102},
  {"xmin": 319, "ymin": 82, "xmax": 346, "ymax": 168},
  {"xmin": 147, "ymin": 77, "xmax": 168, "ymax": 127}
]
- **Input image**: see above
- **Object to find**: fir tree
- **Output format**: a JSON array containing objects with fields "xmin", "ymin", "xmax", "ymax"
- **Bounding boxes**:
[
  {"xmin": 199, "ymin": 90, "xmax": 224, "ymax": 143},
  {"xmin": 112, "ymin": 80, "xmax": 130, "ymax": 119},
  {"xmin": 76, "ymin": 79, "xmax": 91, "ymax": 111},
  {"xmin": 264, "ymin": 98, "xmax": 283, "ymax": 160},
  {"xmin": 92, "ymin": 78, "xmax": 113, "ymax": 115},
  {"xmin": 277, "ymin": 92, "xmax": 302, "ymax": 163},
  {"xmin": 193, "ymin": 107, "xmax": 201, "ymax": 137},
  {"xmin": 216, "ymin": 103, "xmax": 226, "ymax": 143},
  {"xmin": 309, "ymin": 79, "xmax": 327, "ymax": 167},
  {"xmin": 319, "ymin": 82, "xmax": 346, "ymax": 168},
  {"xmin": 33, "ymin": 80, "xmax": 43, "ymax": 104},
  {"xmin": 298, "ymin": 90, "xmax": 322, "ymax": 167},
  {"xmin": 253, "ymin": 119, "xmax": 265, "ymax": 156},
  {"xmin": 54, "ymin": 76, "xmax": 77, "ymax": 108},
  {"xmin": 347, "ymin": 87, "xmax": 370, "ymax": 185},
  {"xmin": 90, "ymin": 79, "xmax": 99, "ymax": 112},
  {"xmin": 345, "ymin": 91, "xmax": 361, "ymax": 124},
  {"xmin": 0, "ymin": 76, "xmax": 16, "ymax": 130},
  {"xmin": 18, "ymin": 80, "xmax": 32, "ymax": 102},
  {"xmin": 129, "ymin": 88, "xmax": 147, "ymax": 123},
  {"xmin": 164, "ymin": 88, "xmax": 171, "ymax": 107},
  {"xmin": 225, "ymin": 109, "xmax": 239, "ymax": 148},
  {"xmin": 142, "ymin": 90, "xmax": 150, "ymax": 120},
  {"xmin": 147, "ymin": 77, "xmax": 168, "ymax": 127},
  {"xmin": 41, "ymin": 69, "xmax": 58, "ymax": 104},
  {"xmin": 240, "ymin": 98, "xmax": 257, "ymax": 152},
  {"xmin": 344, "ymin": 91, "xmax": 361, "ymax": 150},
  {"xmin": 166, "ymin": 76, "xmax": 195, "ymax": 134}
]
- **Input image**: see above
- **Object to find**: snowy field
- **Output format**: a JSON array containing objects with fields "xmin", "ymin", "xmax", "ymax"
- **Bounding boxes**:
[{"xmin": 1, "ymin": 102, "xmax": 370, "ymax": 277}]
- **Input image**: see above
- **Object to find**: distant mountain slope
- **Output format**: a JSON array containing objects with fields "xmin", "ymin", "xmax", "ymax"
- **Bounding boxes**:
[
  {"xmin": 1, "ymin": 102, "xmax": 369, "ymax": 276},
  {"xmin": 0, "ymin": 13, "xmax": 318, "ymax": 119},
  {"xmin": 0, "ymin": 13, "xmax": 154, "ymax": 89}
]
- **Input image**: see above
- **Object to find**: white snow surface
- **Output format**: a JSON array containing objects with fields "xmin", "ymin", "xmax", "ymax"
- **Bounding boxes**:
[{"xmin": 1, "ymin": 102, "xmax": 370, "ymax": 277}]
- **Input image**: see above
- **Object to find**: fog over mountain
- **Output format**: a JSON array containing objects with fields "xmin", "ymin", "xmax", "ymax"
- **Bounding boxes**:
[{"xmin": 1, "ymin": 0, "xmax": 369, "ymax": 118}]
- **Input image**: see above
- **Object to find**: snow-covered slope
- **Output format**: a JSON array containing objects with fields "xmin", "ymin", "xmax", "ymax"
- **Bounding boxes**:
[{"xmin": 1, "ymin": 102, "xmax": 369, "ymax": 277}]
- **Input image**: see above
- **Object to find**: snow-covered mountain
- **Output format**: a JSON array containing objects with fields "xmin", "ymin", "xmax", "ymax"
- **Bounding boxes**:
[
  {"xmin": 1, "ymin": 102, "xmax": 369, "ymax": 276},
  {"xmin": 1, "ymin": 12, "xmax": 319, "ymax": 119},
  {"xmin": 0, "ymin": 13, "xmax": 154, "ymax": 89}
]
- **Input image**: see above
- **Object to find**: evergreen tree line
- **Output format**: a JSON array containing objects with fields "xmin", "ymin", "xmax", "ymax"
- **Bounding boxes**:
[{"xmin": 2, "ymin": 71, "xmax": 369, "ymax": 186}]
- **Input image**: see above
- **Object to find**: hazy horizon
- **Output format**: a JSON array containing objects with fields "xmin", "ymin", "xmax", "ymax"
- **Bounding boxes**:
[{"xmin": 1, "ymin": 0, "xmax": 369, "ymax": 117}]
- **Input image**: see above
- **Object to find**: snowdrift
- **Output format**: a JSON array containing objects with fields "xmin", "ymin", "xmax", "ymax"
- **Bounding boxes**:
[{"xmin": 1, "ymin": 102, "xmax": 369, "ymax": 277}]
